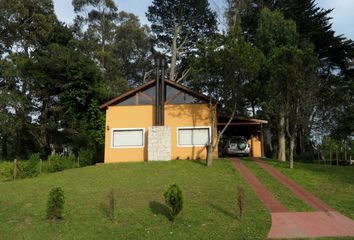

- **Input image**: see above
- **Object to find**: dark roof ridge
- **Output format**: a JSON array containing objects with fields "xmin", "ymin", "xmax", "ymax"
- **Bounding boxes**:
[{"xmin": 100, "ymin": 79, "xmax": 213, "ymax": 109}]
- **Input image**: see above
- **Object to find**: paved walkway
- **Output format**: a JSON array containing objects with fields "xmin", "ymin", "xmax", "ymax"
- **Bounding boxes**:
[
  {"xmin": 230, "ymin": 158, "xmax": 354, "ymax": 239},
  {"xmin": 231, "ymin": 158, "xmax": 287, "ymax": 212},
  {"xmin": 252, "ymin": 157, "xmax": 333, "ymax": 212}
]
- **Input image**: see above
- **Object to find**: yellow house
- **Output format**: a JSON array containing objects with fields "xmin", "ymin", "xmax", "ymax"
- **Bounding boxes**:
[{"xmin": 100, "ymin": 79, "xmax": 218, "ymax": 163}]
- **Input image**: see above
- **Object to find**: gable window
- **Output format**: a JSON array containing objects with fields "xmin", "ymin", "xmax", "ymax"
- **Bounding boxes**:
[
  {"xmin": 177, "ymin": 127, "xmax": 210, "ymax": 147},
  {"xmin": 112, "ymin": 128, "xmax": 144, "ymax": 148}
]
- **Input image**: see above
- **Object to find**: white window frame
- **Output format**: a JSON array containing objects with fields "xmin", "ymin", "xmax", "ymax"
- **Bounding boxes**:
[
  {"xmin": 111, "ymin": 128, "xmax": 145, "ymax": 148},
  {"xmin": 177, "ymin": 126, "xmax": 211, "ymax": 147}
]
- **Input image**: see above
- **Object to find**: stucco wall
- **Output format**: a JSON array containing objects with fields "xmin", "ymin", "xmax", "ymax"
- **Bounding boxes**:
[
  {"xmin": 103, "ymin": 104, "xmax": 218, "ymax": 163},
  {"xmin": 165, "ymin": 104, "xmax": 218, "ymax": 160},
  {"xmin": 104, "ymin": 105, "xmax": 153, "ymax": 163},
  {"xmin": 251, "ymin": 133, "xmax": 262, "ymax": 157}
]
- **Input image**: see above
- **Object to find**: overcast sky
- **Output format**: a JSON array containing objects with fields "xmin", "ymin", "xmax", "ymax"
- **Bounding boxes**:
[{"xmin": 53, "ymin": 0, "xmax": 354, "ymax": 40}]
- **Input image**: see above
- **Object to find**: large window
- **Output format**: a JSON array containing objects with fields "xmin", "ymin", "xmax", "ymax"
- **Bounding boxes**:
[
  {"xmin": 112, "ymin": 128, "xmax": 144, "ymax": 148},
  {"xmin": 178, "ymin": 127, "xmax": 210, "ymax": 147}
]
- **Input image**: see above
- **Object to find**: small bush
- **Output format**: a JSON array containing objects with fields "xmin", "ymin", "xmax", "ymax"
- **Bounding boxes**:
[
  {"xmin": 66, "ymin": 153, "xmax": 77, "ymax": 168},
  {"xmin": 48, "ymin": 153, "xmax": 75, "ymax": 172},
  {"xmin": 237, "ymin": 186, "xmax": 245, "ymax": 220},
  {"xmin": 78, "ymin": 148, "xmax": 94, "ymax": 167},
  {"xmin": 0, "ymin": 161, "xmax": 12, "ymax": 181},
  {"xmin": 21, "ymin": 153, "xmax": 41, "ymax": 178},
  {"xmin": 48, "ymin": 154, "xmax": 65, "ymax": 172},
  {"xmin": 47, "ymin": 187, "xmax": 65, "ymax": 220},
  {"xmin": 164, "ymin": 184, "xmax": 184, "ymax": 220},
  {"xmin": 101, "ymin": 189, "xmax": 117, "ymax": 222}
]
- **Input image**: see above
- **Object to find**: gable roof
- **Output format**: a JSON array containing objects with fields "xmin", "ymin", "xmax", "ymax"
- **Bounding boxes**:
[{"xmin": 99, "ymin": 79, "xmax": 212, "ymax": 109}]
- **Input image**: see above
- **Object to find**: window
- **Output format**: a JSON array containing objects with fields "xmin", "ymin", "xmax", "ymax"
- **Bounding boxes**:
[
  {"xmin": 112, "ymin": 128, "xmax": 144, "ymax": 148},
  {"xmin": 178, "ymin": 127, "xmax": 210, "ymax": 146}
]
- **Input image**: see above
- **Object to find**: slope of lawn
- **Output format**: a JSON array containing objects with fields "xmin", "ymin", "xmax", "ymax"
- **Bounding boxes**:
[
  {"xmin": 0, "ymin": 159, "xmax": 270, "ymax": 240},
  {"xmin": 242, "ymin": 158, "xmax": 313, "ymax": 212},
  {"xmin": 265, "ymin": 159, "xmax": 354, "ymax": 219}
]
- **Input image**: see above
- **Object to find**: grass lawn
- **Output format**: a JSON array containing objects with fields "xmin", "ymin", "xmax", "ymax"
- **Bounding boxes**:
[
  {"xmin": 265, "ymin": 159, "xmax": 354, "ymax": 220},
  {"xmin": 0, "ymin": 159, "xmax": 270, "ymax": 240},
  {"xmin": 242, "ymin": 158, "xmax": 313, "ymax": 212}
]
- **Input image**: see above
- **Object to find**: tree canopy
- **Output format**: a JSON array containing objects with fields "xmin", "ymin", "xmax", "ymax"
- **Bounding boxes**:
[{"xmin": 0, "ymin": 0, "xmax": 353, "ymax": 165}]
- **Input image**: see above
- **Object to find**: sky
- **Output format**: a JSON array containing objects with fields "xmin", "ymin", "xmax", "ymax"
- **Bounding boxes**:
[{"xmin": 53, "ymin": 0, "xmax": 354, "ymax": 40}]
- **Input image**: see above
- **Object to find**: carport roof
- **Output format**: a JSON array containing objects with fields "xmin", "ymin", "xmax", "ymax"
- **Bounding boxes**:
[{"xmin": 218, "ymin": 115, "xmax": 268, "ymax": 125}]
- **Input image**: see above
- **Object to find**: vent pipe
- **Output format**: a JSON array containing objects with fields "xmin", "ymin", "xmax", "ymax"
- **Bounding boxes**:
[
  {"xmin": 154, "ymin": 57, "xmax": 166, "ymax": 126},
  {"xmin": 160, "ymin": 58, "xmax": 165, "ymax": 126},
  {"xmin": 155, "ymin": 58, "xmax": 160, "ymax": 126}
]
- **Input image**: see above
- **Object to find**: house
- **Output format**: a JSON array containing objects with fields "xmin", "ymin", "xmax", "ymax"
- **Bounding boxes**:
[
  {"xmin": 100, "ymin": 73, "xmax": 267, "ymax": 163},
  {"xmin": 100, "ymin": 77, "xmax": 219, "ymax": 163}
]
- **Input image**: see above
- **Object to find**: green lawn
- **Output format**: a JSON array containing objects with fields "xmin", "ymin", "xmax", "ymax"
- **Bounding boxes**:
[
  {"xmin": 265, "ymin": 159, "xmax": 354, "ymax": 220},
  {"xmin": 242, "ymin": 158, "xmax": 313, "ymax": 212},
  {"xmin": 0, "ymin": 159, "xmax": 270, "ymax": 240},
  {"xmin": 1, "ymin": 158, "xmax": 353, "ymax": 240}
]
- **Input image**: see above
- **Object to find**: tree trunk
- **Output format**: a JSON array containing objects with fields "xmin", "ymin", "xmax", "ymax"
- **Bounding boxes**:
[
  {"xmin": 277, "ymin": 111, "xmax": 286, "ymax": 161},
  {"xmin": 289, "ymin": 135, "xmax": 295, "ymax": 169},
  {"xmin": 251, "ymin": 102, "xmax": 256, "ymax": 117},
  {"xmin": 207, "ymin": 101, "xmax": 216, "ymax": 166},
  {"xmin": 1, "ymin": 133, "xmax": 8, "ymax": 159},
  {"xmin": 170, "ymin": 25, "xmax": 178, "ymax": 81},
  {"xmin": 40, "ymin": 97, "xmax": 51, "ymax": 157},
  {"xmin": 207, "ymin": 144, "xmax": 213, "ymax": 166},
  {"xmin": 206, "ymin": 100, "xmax": 237, "ymax": 167}
]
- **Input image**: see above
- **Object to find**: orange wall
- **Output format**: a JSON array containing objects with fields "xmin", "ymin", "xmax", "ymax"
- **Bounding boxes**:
[
  {"xmin": 251, "ymin": 133, "xmax": 262, "ymax": 158},
  {"xmin": 104, "ymin": 105, "xmax": 153, "ymax": 163},
  {"xmin": 103, "ymin": 104, "xmax": 218, "ymax": 163},
  {"xmin": 165, "ymin": 104, "xmax": 218, "ymax": 160}
]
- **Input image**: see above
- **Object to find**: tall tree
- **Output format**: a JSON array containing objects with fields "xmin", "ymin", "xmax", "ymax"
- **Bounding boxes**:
[
  {"xmin": 255, "ymin": 8, "xmax": 298, "ymax": 161},
  {"xmin": 0, "ymin": 0, "xmax": 59, "ymax": 158},
  {"xmin": 111, "ymin": 12, "xmax": 154, "ymax": 87},
  {"xmin": 239, "ymin": 0, "xmax": 354, "ymax": 142},
  {"xmin": 189, "ymin": 32, "xmax": 264, "ymax": 165},
  {"xmin": 265, "ymin": 45, "xmax": 318, "ymax": 166},
  {"xmin": 146, "ymin": 0, "xmax": 217, "ymax": 81},
  {"xmin": 72, "ymin": 1, "xmax": 153, "ymax": 95}
]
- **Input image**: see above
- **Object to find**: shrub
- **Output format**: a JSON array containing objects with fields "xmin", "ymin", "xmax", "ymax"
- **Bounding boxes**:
[
  {"xmin": 66, "ymin": 153, "xmax": 77, "ymax": 168},
  {"xmin": 164, "ymin": 184, "xmax": 184, "ymax": 220},
  {"xmin": 101, "ymin": 189, "xmax": 117, "ymax": 222},
  {"xmin": 48, "ymin": 154, "xmax": 65, "ymax": 172},
  {"xmin": 21, "ymin": 153, "xmax": 41, "ymax": 178},
  {"xmin": 47, "ymin": 187, "xmax": 65, "ymax": 220},
  {"xmin": 48, "ymin": 153, "xmax": 76, "ymax": 172},
  {"xmin": 0, "ymin": 161, "xmax": 12, "ymax": 181},
  {"xmin": 78, "ymin": 148, "xmax": 94, "ymax": 167}
]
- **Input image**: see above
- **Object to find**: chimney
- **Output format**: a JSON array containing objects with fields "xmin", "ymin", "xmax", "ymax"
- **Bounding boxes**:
[
  {"xmin": 160, "ymin": 58, "xmax": 165, "ymax": 126},
  {"xmin": 154, "ymin": 57, "xmax": 166, "ymax": 126},
  {"xmin": 155, "ymin": 58, "xmax": 160, "ymax": 126}
]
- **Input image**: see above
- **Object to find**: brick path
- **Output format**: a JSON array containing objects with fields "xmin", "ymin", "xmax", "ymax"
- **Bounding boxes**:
[
  {"xmin": 230, "ymin": 158, "xmax": 354, "ymax": 239},
  {"xmin": 230, "ymin": 158, "xmax": 287, "ymax": 212},
  {"xmin": 252, "ymin": 157, "xmax": 333, "ymax": 212}
]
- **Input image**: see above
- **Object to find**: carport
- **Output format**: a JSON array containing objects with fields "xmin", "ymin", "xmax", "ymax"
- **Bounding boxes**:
[{"xmin": 217, "ymin": 115, "xmax": 268, "ymax": 157}]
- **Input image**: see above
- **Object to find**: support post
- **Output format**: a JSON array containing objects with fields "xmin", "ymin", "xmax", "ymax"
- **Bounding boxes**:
[{"xmin": 260, "ymin": 124, "xmax": 265, "ymax": 158}]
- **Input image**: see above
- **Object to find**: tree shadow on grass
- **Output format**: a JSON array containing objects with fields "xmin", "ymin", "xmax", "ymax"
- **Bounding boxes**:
[
  {"xmin": 209, "ymin": 202, "xmax": 237, "ymax": 220},
  {"xmin": 149, "ymin": 201, "xmax": 172, "ymax": 221},
  {"xmin": 189, "ymin": 159, "xmax": 206, "ymax": 166}
]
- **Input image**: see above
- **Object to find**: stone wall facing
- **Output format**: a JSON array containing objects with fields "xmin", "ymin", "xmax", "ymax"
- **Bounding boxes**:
[{"xmin": 148, "ymin": 126, "xmax": 171, "ymax": 161}]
